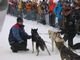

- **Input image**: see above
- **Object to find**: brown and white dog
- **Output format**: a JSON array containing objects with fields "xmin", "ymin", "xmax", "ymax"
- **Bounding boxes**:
[
  {"xmin": 55, "ymin": 33, "xmax": 80, "ymax": 60},
  {"xmin": 48, "ymin": 30, "xmax": 58, "ymax": 52}
]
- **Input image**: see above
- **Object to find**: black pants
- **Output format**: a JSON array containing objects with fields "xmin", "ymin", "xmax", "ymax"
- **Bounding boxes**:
[
  {"xmin": 49, "ymin": 14, "xmax": 55, "ymax": 27},
  {"xmin": 68, "ymin": 36, "xmax": 74, "ymax": 49},
  {"xmin": 63, "ymin": 33, "xmax": 76, "ymax": 49},
  {"xmin": 10, "ymin": 40, "xmax": 27, "ymax": 51}
]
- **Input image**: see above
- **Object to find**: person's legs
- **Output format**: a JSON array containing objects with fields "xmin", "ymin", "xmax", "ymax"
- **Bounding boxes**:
[
  {"xmin": 68, "ymin": 36, "xmax": 74, "ymax": 49},
  {"xmin": 49, "ymin": 14, "xmax": 55, "ymax": 27},
  {"xmin": 52, "ymin": 14, "xmax": 55, "ymax": 27},
  {"xmin": 23, "ymin": 39, "xmax": 29, "ymax": 51},
  {"xmin": 58, "ymin": 18, "xmax": 62, "ymax": 28},
  {"xmin": 23, "ymin": 40, "xmax": 27, "ymax": 48},
  {"xmin": 76, "ymin": 20, "xmax": 80, "ymax": 34},
  {"xmin": 10, "ymin": 42, "xmax": 26, "ymax": 52},
  {"xmin": 49, "ymin": 14, "xmax": 51, "ymax": 25},
  {"xmin": 73, "ymin": 43, "xmax": 80, "ymax": 49}
]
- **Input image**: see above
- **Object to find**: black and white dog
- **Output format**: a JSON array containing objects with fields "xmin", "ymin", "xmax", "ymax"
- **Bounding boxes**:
[{"xmin": 31, "ymin": 28, "xmax": 51, "ymax": 56}]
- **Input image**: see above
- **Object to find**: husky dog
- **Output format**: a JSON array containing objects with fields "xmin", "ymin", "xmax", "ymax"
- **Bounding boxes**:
[
  {"xmin": 48, "ymin": 30, "xmax": 57, "ymax": 52},
  {"xmin": 55, "ymin": 33, "xmax": 80, "ymax": 60},
  {"xmin": 31, "ymin": 28, "xmax": 51, "ymax": 56}
]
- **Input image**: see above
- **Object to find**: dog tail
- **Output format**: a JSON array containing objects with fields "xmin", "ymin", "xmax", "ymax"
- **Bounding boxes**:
[
  {"xmin": 36, "ymin": 42, "xmax": 45, "ymax": 51},
  {"xmin": 40, "ymin": 44, "xmax": 45, "ymax": 51},
  {"xmin": 36, "ymin": 40, "xmax": 45, "ymax": 51},
  {"xmin": 40, "ymin": 41, "xmax": 45, "ymax": 51}
]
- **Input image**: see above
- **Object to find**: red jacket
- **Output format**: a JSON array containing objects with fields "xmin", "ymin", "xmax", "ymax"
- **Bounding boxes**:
[{"xmin": 48, "ymin": 0, "xmax": 56, "ymax": 14}]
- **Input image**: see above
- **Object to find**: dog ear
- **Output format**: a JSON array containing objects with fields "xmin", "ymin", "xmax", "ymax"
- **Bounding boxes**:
[{"xmin": 31, "ymin": 28, "xmax": 33, "ymax": 30}]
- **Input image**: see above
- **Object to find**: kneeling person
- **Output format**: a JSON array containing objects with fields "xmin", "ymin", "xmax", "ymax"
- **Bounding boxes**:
[{"xmin": 8, "ymin": 17, "xmax": 32, "ymax": 52}]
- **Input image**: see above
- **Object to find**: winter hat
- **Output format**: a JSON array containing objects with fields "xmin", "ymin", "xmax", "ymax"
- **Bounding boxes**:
[{"xmin": 17, "ymin": 17, "xmax": 23, "ymax": 22}]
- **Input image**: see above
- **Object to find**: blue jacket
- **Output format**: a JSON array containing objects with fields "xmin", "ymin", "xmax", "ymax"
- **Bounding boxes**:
[
  {"xmin": 8, "ymin": 24, "xmax": 31, "ymax": 45},
  {"xmin": 54, "ymin": 2, "xmax": 63, "ymax": 19}
]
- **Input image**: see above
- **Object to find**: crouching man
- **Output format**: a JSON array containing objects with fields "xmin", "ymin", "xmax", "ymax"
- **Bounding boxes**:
[{"xmin": 8, "ymin": 17, "xmax": 32, "ymax": 53}]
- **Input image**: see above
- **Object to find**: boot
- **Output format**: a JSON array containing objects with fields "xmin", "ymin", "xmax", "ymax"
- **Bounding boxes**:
[
  {"xmin": 10, "ymin": 47, "xmax": 17, "ymax": 53},
  {"xmin": 24, "ymin": 48, "xmax": 29, "ymax": 51}
]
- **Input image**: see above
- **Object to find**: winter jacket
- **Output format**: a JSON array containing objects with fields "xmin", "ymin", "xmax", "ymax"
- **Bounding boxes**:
[
  {"xmin": 37, "ymin": 4, "xmax": 42, "ymax": 14},
  {"xmin": 48, "ymin": 0, "xmax": 56, "ymax": 14},
  {"xmin": 18, "ymin": 1, "xmax": 23, "ymax": 11},
  {"xmin": 8, "ymin": 24, "xmax": 31, "ymax": 45},
  {"xmin": 54, "ymin": 2, "xmax": 63, "ymax": 19},
  {"xmin": 26, "ymin": 4, "xmax": 32, "ymax": 12}
]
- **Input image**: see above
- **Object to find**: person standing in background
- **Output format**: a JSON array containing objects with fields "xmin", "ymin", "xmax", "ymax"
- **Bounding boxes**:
[
  {"xmin": 54, "ymin": 0, "xmax": 63, "ymax": 28},
  {"xmin": 48, "ymin": 0, "xmax": 56, "ymax": 27}
]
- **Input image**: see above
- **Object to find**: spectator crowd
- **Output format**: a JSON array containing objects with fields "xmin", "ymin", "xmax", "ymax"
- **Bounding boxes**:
[{"xmin": 7, "ymin": 0, "xmax": 80, "ymax": 35}]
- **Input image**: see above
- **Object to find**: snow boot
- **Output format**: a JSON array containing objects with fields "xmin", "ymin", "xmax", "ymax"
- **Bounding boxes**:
[{"xmin": 10, "ymin": 47, "xmax": 17, "ymax": 53}]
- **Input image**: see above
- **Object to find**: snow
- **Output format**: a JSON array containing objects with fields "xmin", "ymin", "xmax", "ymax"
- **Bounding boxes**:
[{"xmin": 0, "ymin": 15, "xmax": 80, "ymax": 60}]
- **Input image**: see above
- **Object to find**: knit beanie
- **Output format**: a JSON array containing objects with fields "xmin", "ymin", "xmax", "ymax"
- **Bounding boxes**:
[{"xmin": 17, "ymin": 17, "xmax": 23, "ymax": 22}]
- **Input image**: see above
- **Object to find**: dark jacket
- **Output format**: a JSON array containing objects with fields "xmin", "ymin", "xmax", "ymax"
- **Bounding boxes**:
[
  {"xmin": 8, "ymin": 23, "xmax": 31, "ymax": 45},
  {"xmin": 61, "ymin": 14, "xmax": 76, "ymax": 37}
]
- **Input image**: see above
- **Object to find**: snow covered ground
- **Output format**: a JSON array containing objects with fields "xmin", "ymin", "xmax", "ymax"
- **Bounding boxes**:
[{"xmin": 0, "ymin": 15, "xmax": 80, "ymax": 60}]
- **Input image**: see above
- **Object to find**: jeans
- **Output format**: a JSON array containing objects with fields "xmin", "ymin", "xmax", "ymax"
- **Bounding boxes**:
[
  {"xmin": 25, "ymin": 11, "xmax": 33, "ymax": 20},
  {"xmin": 58, "ymin": 18, "xmax": 62, "ymax": 28}
]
